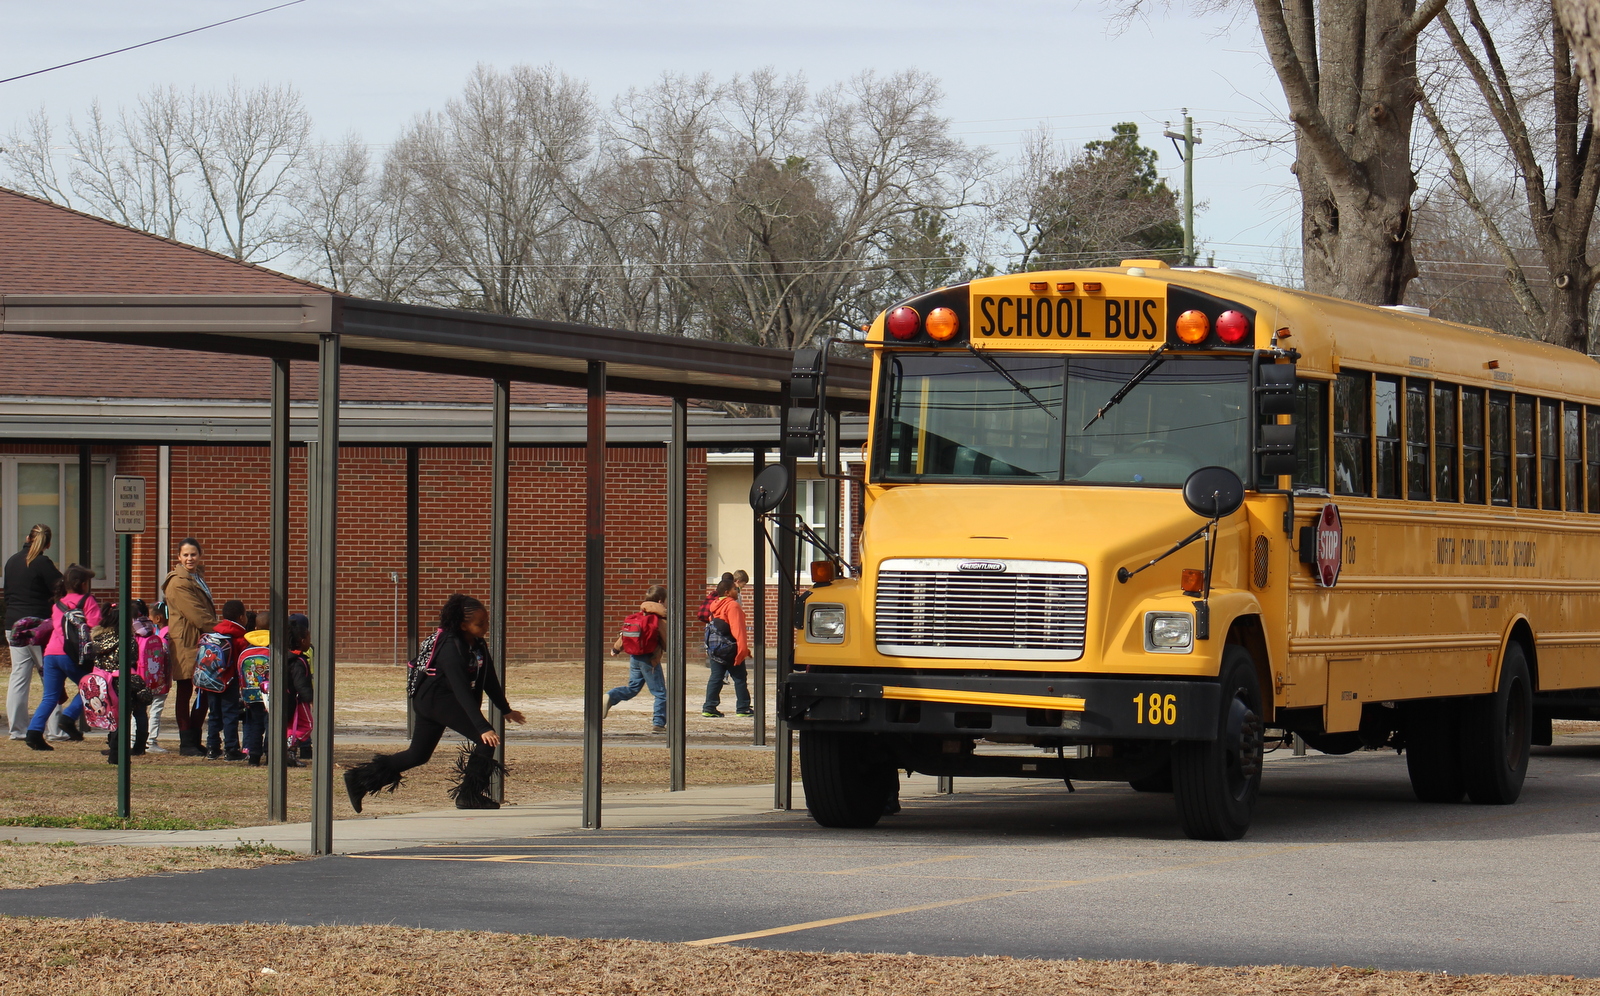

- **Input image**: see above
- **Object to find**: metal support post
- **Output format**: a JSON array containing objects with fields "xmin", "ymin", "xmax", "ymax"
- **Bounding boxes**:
[
  {"xmin": 116, "ymin": 532, "xmax": 131, "ymax": 818},
  {"xmin": 1293, "ymin": 733, "xmax": 1307, "ymax": 756},
  {"xmin": 774, "ymin": 386, "xmax": 795, "ymax": 811},
  {"xmin": 825, "ymin": 411, "xmax": 841, "ymax": 554},
  {"xmin": 405, "ymin": 446, "xmax": 419, "ymax": 738},
  {"xmin": 489, "ymin": 379, "xmax": 510, "ymax": 803},
  {"xmin": 582, "ymin": 361, "xmax": 607, "ymax": 829},
  {"xmin": 937, "ymin": 776, "xmax": 954, "ymax": 794},
  {"xmin": 751, "ymin": 447, "xmax": 767, "ymax": 748},
  {"xmin": 78, "ymin": 445, "xmax": 92, "ymax": 570},
  {"xmin": 268, "ymin": 357, "xmax": 290, "ymax": 821},
  {"xmin": 310, "ymin": 333, "xmax": 340, "ymax": 856},
  {"xmin": 157, "ymin": 446, "xmax": 170, "ymax": 593},
  {"xmin": 667, "ymin": 396, "xmax": 687, "ymax": 791}
]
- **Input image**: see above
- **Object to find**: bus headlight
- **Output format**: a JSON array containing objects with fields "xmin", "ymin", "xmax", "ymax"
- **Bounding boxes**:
[
  {"xmin": 1144, "ymin": 612, "xmax": 1193, "ymax": 653},
  {"xmin": 806, "ymin": 604, "xmax": 846, "ymax": 643}
]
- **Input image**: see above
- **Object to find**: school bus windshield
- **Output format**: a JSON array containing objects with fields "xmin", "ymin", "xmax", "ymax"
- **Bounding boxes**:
[{"xmin": 875, "ymin": 351, "xmax": 1251, "ymax": 485}]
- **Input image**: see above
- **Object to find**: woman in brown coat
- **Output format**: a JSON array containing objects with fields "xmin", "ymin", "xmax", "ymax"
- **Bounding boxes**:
[{"xmin": 162, "ymin": 537, "xmax": 216, "ymax": 757}]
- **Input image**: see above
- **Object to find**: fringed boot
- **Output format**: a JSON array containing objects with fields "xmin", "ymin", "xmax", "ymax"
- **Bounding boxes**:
[
  {"xmin": 447, "ymin": 745, "xmax": 507, "ymax": 810},
  {"xmin": 342, "ymin": 754, "xmax": 404, "ymax": 814}
]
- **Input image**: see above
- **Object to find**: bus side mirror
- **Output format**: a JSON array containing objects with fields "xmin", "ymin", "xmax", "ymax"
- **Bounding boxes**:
[
  {"xmin": 791, "ymin": 347, "xmax": 824, "ymax": 402},
  {"xmin": 1258, "ymin": 424, "xmax": 1296, "ymax": 477},
  {"xmin": 784, "ymin": 407, "xmax": 820, "ymax": 459},
  {"xmin": 749, "ymin": 463, "xmax": 792, "ymax": 512},
  {"xmin": 1257, "ymin": 363, "xmax": 1295, "ymax": 416},
  {"xmin": 1183, "ymin": 466, "xmax": 1245, "ymax": 520}
]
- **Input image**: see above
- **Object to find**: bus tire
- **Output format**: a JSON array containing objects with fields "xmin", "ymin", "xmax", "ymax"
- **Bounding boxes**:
[
  {"xmin": 1459, "ymin": 642, "xmax": 1533, "ymax": 805},
  {"xmin": 799, "ymin": 730, "xmax": 890, "ymax": 828},
  {"xmin": 1171, "ymin": 647, "xmax": 1264, "ymax": 841},
  {"xmin": 1403, "ymin": 699, "xmax": 1466, "ymax": 803}
]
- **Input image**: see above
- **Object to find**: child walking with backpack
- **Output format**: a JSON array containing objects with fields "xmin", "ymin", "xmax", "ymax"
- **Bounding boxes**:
[
  {"xmin": 200, "ymin": 600, "xmax": 250, "ymax": 761},
  {"xmin": 603, "ymin": 585, "xmax": 669, "ymax": 733},
  {"xmin": 87, "ymin": 602, "xmax": 153, "ymax": 764},
  {"xmin": 24, "ymin": 564, "xmax": 98, "ymax": 751},
  {"xmin": 702, "ymin": 575, "xmax": 751, "ymax": 719},
  {"xmin": 238, "ymin": 613, "xmax": 271, "ymax": 766}
]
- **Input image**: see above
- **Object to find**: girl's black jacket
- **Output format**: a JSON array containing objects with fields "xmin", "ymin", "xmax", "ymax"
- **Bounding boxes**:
[{"xmin": 414, "ymin": 631, "xmax": 510, "ymax": 735}]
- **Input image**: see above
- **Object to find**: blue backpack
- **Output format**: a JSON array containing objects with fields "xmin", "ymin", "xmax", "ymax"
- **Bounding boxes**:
[{"xmin": 193, "ymin": 632, "xmax": 232, "ymax": 693}]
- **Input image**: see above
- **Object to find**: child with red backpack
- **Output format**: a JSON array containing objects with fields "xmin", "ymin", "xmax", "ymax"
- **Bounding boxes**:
[
  {"xmin": 603, "ymin": 585, "xmax": 669, "ymax": 733},
  {"xmin": 200, "ymin": 600, "xmax": 250, "ymax": 761},
  {"xmin": 140, "ymin": 602, "xmax": 174, "ymax": 753}
]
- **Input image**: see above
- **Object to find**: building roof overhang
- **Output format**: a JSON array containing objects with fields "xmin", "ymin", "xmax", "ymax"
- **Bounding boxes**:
[{"xmin": 0, "ymin": 293, "xmax": 871, "ymax": 410}]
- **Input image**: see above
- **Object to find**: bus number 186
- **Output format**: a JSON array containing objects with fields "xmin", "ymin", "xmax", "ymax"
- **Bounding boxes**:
[{"xmin": 1133, "ymin": 693, "xmax": 1177, "ymax": 726}]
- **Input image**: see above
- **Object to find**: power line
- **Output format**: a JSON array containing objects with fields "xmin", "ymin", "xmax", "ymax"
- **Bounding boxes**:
[{"xmin": 0, "ymin": 0, "xmax": 309, "ymax": 86}]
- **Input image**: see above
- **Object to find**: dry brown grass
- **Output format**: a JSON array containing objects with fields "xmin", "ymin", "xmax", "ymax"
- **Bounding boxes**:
[
  {"xmin": 0, "ymin": 841, "xmax": 300, "ymax": 890},
  {"xmin": 0, "ymin": 735, "xmax": 784, "ymax": 828},
  {"xmin": 0, "ymin": 919, "xmax": 1593, "ymax": 996}
]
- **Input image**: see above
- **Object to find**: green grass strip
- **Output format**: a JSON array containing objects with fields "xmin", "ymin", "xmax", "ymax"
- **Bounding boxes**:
[{"xmin": 0, "ymin": 814, "xmax": 233, "ymax": 831}]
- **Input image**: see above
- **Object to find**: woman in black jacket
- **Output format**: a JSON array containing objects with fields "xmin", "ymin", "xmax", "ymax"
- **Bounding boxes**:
[
  {"xmin": 5, "ymin": 524, "xmax": 63, "ymax": 741},
  {"xmin": 344, "ymin": 594, "xmax": 524, "ymax": 811}
]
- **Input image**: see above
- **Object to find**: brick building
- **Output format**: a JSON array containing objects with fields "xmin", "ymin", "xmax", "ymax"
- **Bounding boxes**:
[{"xmin": 0, "ymin": 188, "xmax": 861, "ymax": 662}]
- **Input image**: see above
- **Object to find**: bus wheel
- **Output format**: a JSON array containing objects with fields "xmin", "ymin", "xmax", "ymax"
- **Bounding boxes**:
[
  {"xmin": 1459, "ymin": 642, "xmax": 1533, "ymax": 805},
  {"xmin": 799, "ymin": 730, "xmax": 891, "ymax": 828},
  {"xmin": 1402, "ymin": 699, "xmax": 1465, "ymax": 803},
  {"xmin": 1172, "ymin": 647, "xmax": 1264, "ymax": 840}
]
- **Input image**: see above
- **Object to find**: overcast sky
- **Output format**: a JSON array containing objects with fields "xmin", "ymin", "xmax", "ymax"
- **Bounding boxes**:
[{"xmin": 2, "ymin": 0, "xmax": 1299, "ymax": 278}]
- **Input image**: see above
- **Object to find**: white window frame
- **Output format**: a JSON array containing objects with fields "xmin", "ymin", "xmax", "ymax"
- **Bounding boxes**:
[{"xmin": 0, "ymin": 454, "xmax": 118, "ymax": 588}]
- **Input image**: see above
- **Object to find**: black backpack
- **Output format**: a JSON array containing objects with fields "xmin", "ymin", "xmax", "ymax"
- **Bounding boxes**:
[
  {"xmin": 55, "ymin": 598, "xmax": 92, "ymax": 666},
  {"xmin": 703, "ymin": 617, "xmax": 738, "ymax": 667}
]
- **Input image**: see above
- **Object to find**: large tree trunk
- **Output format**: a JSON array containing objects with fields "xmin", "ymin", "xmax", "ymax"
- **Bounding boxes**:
[
  {"xmin": 1558, "ymin": 0, "xmax": 1600, "ymax": 114},
  {"xmin": 1260, "ymin": 0, "xmax": 1442, "ymax": 304}
]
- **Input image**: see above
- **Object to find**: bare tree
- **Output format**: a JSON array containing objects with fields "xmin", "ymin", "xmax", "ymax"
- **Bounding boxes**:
[
  {"xmin": 387, "ymin": 63, "xmax": 596, "ymax": 316},
  {"xmin": 1416, "ymin": 0, "xmax": 1600, "ymax": 351},
  {"xmin": 1250, "ymin": 0, "xmax": 1448, "ymax": 304},
  {"xmin": 181, "ymin": 81, "xmax": 312, "ymax": 262}
]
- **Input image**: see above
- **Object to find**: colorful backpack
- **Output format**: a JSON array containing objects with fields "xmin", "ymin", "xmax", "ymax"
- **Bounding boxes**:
[
  {"xmin": 238, "ymin": 647, "xmax": 271, "ymax": 706},
  {"xmin": 405, "ymin": 629, "xmax": 444, "ymax": 698},
  {"xmin": 193, "ymin": 632, "xmax": 233, "ymax": 693},
  {"xmin": 619, "ymin": 611, "xmax": 661, "ymax": 656},
  {"xmin": 134, "ymin": 623, "xmax": 171, "ymax": 696},
  {"xmin": 78, "ymin": 667, "xmax": 119, "ymax": 731}
]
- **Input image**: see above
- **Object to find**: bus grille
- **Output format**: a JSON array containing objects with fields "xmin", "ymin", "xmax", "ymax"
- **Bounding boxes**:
[{"xmin": 874, "ymin": 558, "xmax": 1088, "ymax": 661}]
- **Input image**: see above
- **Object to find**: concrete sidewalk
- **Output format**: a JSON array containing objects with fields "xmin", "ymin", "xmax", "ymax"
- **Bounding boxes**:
[{"xmin": 0, "ymin": 775, "xmax": 998, "ymax": 854}]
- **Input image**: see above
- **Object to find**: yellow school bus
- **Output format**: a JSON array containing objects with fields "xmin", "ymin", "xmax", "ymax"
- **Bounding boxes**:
[{"xmin": 782, "ymin": 259, "xmax": 1600, "ymax": 840}]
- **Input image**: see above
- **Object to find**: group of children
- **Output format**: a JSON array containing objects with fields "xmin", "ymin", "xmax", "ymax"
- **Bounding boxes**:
[{"xmin": 32, "ymin": 589, "xmax": 316, "ymax": 768}]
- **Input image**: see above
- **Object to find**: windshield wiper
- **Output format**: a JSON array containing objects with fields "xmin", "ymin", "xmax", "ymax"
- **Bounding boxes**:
[
  {"xmin": 964, "ymin": 344, "xmax": 1057, "ymax": 420},
  {"xmin": 1082, "ymin": 343, "xmax": 1169, "ymax": 431}
]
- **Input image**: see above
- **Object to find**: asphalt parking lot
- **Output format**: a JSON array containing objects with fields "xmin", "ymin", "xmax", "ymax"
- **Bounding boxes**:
[{"xmin": 5, "ymin": 740, "xmax": 1599, "ymax": 976}]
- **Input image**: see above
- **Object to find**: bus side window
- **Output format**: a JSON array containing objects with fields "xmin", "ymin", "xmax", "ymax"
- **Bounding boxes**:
[
  {"xmin": 1405, "ymin": 379, "xmax": 1430, "ymax": 500},
  {"xmin": 1540, "ymin": 399, "xmax": 1559, "ymax": 509},
  {"xmin": 1588, "ymin": 407, "xmax": 1600, "ymax": 512},
  {"xmin": 1463, "ymin": 387, "xmax": 1486, "ymax": 504},
  {"xmin": 1514, "ymin": 394, "xmax": 1536, "ymax": 508},
  {"xmin": 1294, "ymin": 379, "xmax": 1328, "ymax": 491},
  {"xmin": 1564, "ymin": 404, "xmax": 1582, "ymax": 512},
  {"xmin": 1434, "ymin": 383, "xmax": 1458, "ymax": 502},
  {"xmin": 1334, "ymin": 372, "xmax": 1370, "ymax": 496},
  {"xmin": 1375, "ymin": 376, "xmax": 1401, "ymax": 498},
  {"xmin": 1490, "ymin": 391, "xmax": 1512, "ymax": 506}
]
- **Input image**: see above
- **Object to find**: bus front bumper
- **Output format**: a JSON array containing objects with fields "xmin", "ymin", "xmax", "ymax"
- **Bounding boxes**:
[{"xmin": 781, "ymin": 672, "xmax": 1221, "ymax": 741}]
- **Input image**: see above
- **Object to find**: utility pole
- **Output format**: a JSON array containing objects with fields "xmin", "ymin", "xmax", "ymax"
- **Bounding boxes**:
[{"xmin": 1163, "ymin": 110, "xmax": 1201, "ymax": 266}]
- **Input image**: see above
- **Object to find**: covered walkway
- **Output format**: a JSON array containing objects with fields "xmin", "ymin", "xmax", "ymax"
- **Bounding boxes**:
[{"xmin": 1, "ymin": 191, "xmax": 869, "ymax": 852}]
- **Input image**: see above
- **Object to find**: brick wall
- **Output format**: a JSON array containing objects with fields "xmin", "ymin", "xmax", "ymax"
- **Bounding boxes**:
[{"xmin": 8, "ymin": 443, "xmax": 710, "ymax": 664}]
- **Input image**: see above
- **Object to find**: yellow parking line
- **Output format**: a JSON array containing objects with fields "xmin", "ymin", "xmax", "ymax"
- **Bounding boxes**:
[
  {"xmin": 651, "ymin": 855, "xmax": 761, "ymax": 869},
  {"xmin": 823, "ymin": 855, "xmax": 974, "ymax": 875}
]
